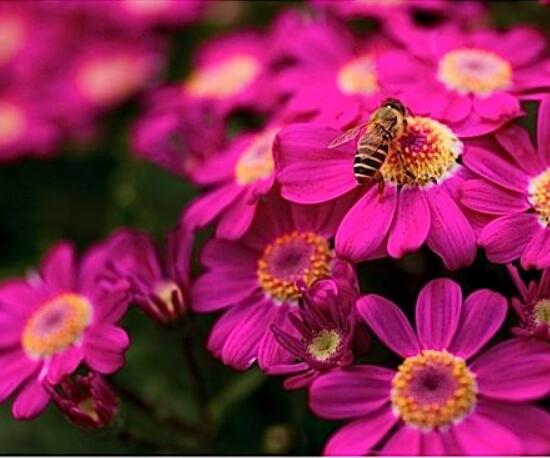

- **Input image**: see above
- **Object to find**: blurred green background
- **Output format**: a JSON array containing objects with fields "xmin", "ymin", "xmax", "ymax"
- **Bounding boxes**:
[{"xmin": 1, "ymin": 1, "xmax": 550, "ymax": 454}]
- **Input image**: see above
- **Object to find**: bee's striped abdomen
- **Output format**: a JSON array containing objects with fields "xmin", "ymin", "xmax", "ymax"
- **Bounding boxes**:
[{"xmin": 353, "ymin": 136, "xmax": 390, "ymax": 184}]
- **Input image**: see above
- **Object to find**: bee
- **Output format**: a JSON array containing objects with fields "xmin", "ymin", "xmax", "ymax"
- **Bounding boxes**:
[{"xmin": 328, "ymin": 98, "xmax": 413, "ymax": 194}]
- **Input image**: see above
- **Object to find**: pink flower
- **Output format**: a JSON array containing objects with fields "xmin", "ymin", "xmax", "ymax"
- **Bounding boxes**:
[
  {"xmin": 460, "ymin": 96, "xmax": 550, "ymax": 269},
  {"xmin": 0, "ymin": 239, "xmax": 130, "ymax": 419},
  {"xmin": 191, "ymin": 193, "xmax": 357, "ymax": 370},
  {"xmin": 0, "ymin": 92, "xmax": 59, "ymax": 162},
  {"xmin": 275, "ymin": 114, "xmax": 476, "ymax": 270},
  {"xmin": 267, "ymin": 263, "xmax": 365, "ymax": 390},
  {"xmin": 396, "ymin": 26, "xmax": 550, "ymax": 136},
  {"xmin": 48, "ymin": 371, "xmax": 118, "ymax": 430},
  {"xmin": 508, "ymin": 264, "xmax": 550, "ymax": 340},
  {"xmin": 101, "ymin": 227, "xmax": 192, "ymax": 324},
  {"xmin": 182, "ymin": 31, "xmax": 279, "ymax": 115},
  {"xmin": 131, "ymin": 88, "xmax": 226, "ymax": 180},
  {"xmin": 310, "ymin": 278, "xmax": 550, "ymax": 455},
  {"xmin": 183, "ymin": 122, "xmax": 283, "ymax": 240},
  {"xmin": 273, "ymin": 16, "xmax": 419, "ymax": 127}
]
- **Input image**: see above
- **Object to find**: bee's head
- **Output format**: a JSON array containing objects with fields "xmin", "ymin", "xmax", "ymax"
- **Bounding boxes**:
[{"xmin": 382, "ymin": 98, "xmax": 407, "ymax": 116}]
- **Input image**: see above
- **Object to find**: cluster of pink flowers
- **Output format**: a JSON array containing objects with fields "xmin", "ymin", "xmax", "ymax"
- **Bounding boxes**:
[
  {"xmin": 0, "ymin": 0, "xmax": 203, "ymax": 162},
  {"xmin": 3, "ymin": 0, "xmax": 550, "ymax": 455}
]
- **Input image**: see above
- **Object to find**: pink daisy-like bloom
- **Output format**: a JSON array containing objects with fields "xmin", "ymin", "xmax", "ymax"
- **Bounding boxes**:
[
  {"xmin": 275, "ymin": 111, "xmax": 477, "ymax": 270},
  {"xmin": 396, "ymin": 25, "xmax": 550, "ymax": 136},
  {"xmin": 182, "ymin": 31, "xmax": 278, "ymax": 115},
  {"xmin": 101, "ymin": 227, "xmax": 192, "ymax": 324},
  {"xmin": 267, "ymin": 262, "xmax": 366, "ymax": 390},
  {"xmin": 131, "ymin": 88, "xmax": 226, "ymax": 180},
  {"xmin": 508, "ymin": 264, "xmax": 550, "ymax": 341},
  {"xmin": 48, "ymin": 371, "xmax": 118, "ymax": 430},
  {"xmin": 310, "ymin": 278, "xmax": 550, "ymax": 455},
  {"xmin": 191, "ymin": 193, "xmax": 357, "ymax": 370},
  {"xmin": 183, "ymin": 121, "xmax": 286, "ymax": 240},
  {"xmin": 273, "ymin": 15, "xmax": 418, "ymax": 127},
  {"xmin": 45, "ymin": 40, "xmax": 161, "ymax": 131},
  {"xmin": 0, "ymin": 239, "xmax": 130, "ymax": 419},
  {"xmin": 0, "ymin": 91, "xmax": 59, "ymax": 162},
  {"xmin": 461, "ymin": 96, "xmax": 550, "ymax": 269}
]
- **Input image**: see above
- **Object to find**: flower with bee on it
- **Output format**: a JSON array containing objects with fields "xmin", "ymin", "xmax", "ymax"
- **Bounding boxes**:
[{"xmin": 275, "ymin": 96, "xmax": 475, "ymax": 270}]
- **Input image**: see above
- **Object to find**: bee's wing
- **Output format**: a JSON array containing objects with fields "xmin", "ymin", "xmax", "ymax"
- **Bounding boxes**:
[{"xmin": 327, "ymin": 122, "xmax": 369, "ymax": 149}]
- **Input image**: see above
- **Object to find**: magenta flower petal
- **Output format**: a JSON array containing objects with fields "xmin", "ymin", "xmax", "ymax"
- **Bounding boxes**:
[
  {"xmin": 425, "ymin": 184, "xmax": 476, "ymax": 270},
  {"xmin": 46, "ymin": 347, "xmax": 83, "ymax": 385},
  {"xmin": 0, "ymin": 352, "xmax": 37, "ymax": 402},
  {"xmin": 83, "ymin": 324, "xmax": 129, "ymax": 374},
  {"xmin": 461, "ymin": 179, "xmax": 528, "ymax": 215},
  {"xmin": 275, "ymin": 124, "xmax": 356, "ymax": 204},
  {"xmin": 495, "ymin": 125, "xmax": 542, "ymax": 175},
  {"xmin": 471, "ymin": 338, "xmax": 550, "ymax": 401},
  {"xmin": 221, "ymin": 298, "xmax": 276, "ymax": 370},
  {"xmin": 191, "ymin": 271, "xmax": 257, "ymax": 313},
  {"xmin": 0, "ymin": 312, "xmax": 24, "ymax": 348},
  {"xmin": 521, "ymin": 227, "xmax": 550, "ymax": 269},
  {"xmin": 335, "ymin": 185, "xmax": 397, "ymax": 262},
  {"xmin": 200, "ymin": 239, "xmax": 258, "ymax": 272},
  {"xmin": 257, "ymin": 305, "xmax": 295, "ymax": 370},
  {"xmin": 495, "ymin": 26, "xmax": 547, "ymax": 66},
  {"xmin": 216, "ymin": 194, "xmax": 257, "ymax": 241},
  {"xmin": 488, "ymin": 403, "xmax": 550, "ymax": 455},
  {"xmin": 449, "ymin": 289, "xmax": 507, "ymax": 359},
  {"xmin": 309, "ymin": 365, "xmax": 393, "ymax": 419},
  {"xmin": 463, "ymin": 146, "xmax": 529, "ymax": 192},
  {"xmin": 452, "ymin": 401, "xmax": 523, "ymax": 455},
  {"xmin": 12, "ymin": 378, "xmax": 50, "ymax": 420},
  {"xmin": 357, "ymin": 295, "xmax": 420, "ymax": 358},
  {"xmin": 415, "ymin": 278, "xmax": 462, "ymax": 350},
  {"xmin": 323, "ymin": 408, "xmax": 398, "ymax": 456},
  {"xmin": 207, "ymin": 301, "xmax": 254, "ymax": 360},
  {"xmin": 420, "ymin": 432, "xmax": 446, "ymax": 455},
  {"xmin": 473, "ymin": 92, "xmax": 520, "ymax": 121},
  {"xmin": 0, "ymin": 280, "xmax": 44, "ymax": 318},
  {"xmin": 40, "ymin": 242, "xmax": 76, "ymax": 292},
  {"xmin": 183, "ymin": 183, "xmax": 244, "ymax": 231},
  {"xmin": 381, "ymin": 426, "xmax": 422, "ymax": 455},
  {"xmin": 538, "ymin": 96, "xmax": 550, "ymax": 164},
  {"xmin": 387, "ymin": 187, "xmax": 431, "ymax": 258},
  {"xmin": 479, "ymin": 214, "xmax": 541, "ymax": 264}
]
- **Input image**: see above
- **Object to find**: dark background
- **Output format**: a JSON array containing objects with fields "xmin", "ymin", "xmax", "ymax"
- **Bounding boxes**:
[{"xmin": 0, "ymin": 1, "xmax": 549, "ymax": 454}]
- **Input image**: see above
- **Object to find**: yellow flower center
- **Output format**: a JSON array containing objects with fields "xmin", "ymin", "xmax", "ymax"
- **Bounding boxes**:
[
  {"xmin": 0, "ymin": 101, "xmax": 26, "ymax": 146},
  {"xmin": 257, "ymin": 231, "xmax": 332, "ymax": 302},
  {"xmin": 184, "ymin": 54, "xmax": 260, "ymax": 99},
  {"xmin": 76, "ymin": 55, "xmax": 148, "ymax": 105},
  {"xmin": 0, "ymin": 14, "xmax": 26, "ymax": 65},
  {"xmin": 381, "ymin": 116, "xmax": 462, "ymax": 186},
  {"xmin": 529, "ymin": 168, "xmax": 550, "ymax": 227},
  {"xmin": 22, "ymin": 293, "xmax": 93, "ymax": 360},
  {"xmin": 234, "ymin": 128, "xmax": 278, "ymax": 185},
  {"xmin": 534, "ymin": 299, "xmax": 550, "ymax": 326},
  {"xmin": 438, "ymin": 48, "xmax": 512, "ymax": 96},
  {"xmin": 391, "ymin": 350, "xmax": 477, "ymax": 430},
  {"xmin": 307, "ymin": 329, "xmax": 342, "ymax": 362},
  {"xmin": 337, "ymin": 55, "xmax": 379, "ymax": 96}
]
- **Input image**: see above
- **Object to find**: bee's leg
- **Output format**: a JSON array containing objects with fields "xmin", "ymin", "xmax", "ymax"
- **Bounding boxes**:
[
  {"xmin": 394, "ymin": 147, "xmax": 415, "ymax": 181},
  {"xmin": 375, "ymin": 172, "xmax": 385, "ymax": 200}
]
